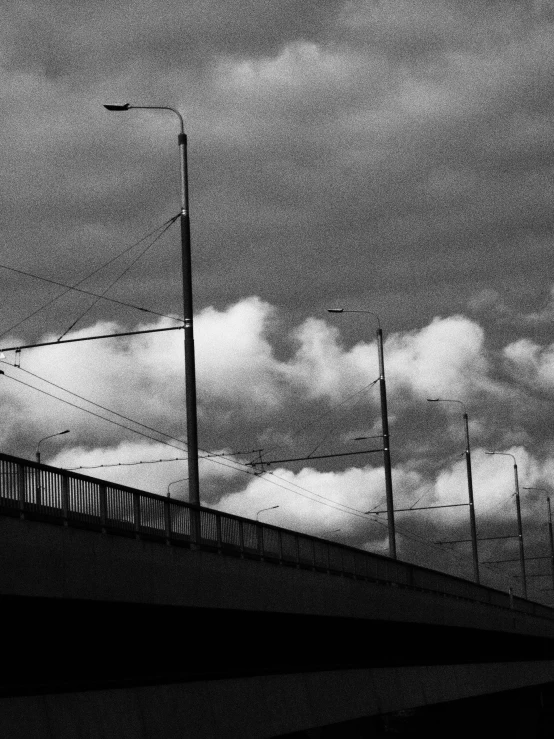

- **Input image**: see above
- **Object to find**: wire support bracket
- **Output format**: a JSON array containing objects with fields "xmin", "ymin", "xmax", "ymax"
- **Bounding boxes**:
[{"xmin": 0, "ymin": 326, "xmax": 184, "ymax": 354}]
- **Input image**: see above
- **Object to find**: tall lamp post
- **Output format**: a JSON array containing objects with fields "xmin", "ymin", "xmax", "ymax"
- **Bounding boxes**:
[
  {"xmin": 327, "ymin": 308, "xmax": 396, "ymax": 559},
  {"xmin": 103, "ymin": 104, "xmax": 200, "ymax": 509},
  {"xmin": 523, "ymin": 487, "xmax": 554, "ymax": 594},
  {"xmin": 486, "ymin": 451, "xmax": 527, "ymax": 598},
  {"xmin": 546, "ymin": 498, "xmax": 554, "ymax": 589},
  {"xmin": 427, "ymin": 398, "xmax": 479, "ymax": 583}
]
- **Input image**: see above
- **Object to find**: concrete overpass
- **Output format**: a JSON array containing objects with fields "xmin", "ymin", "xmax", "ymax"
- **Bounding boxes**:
[{"xmin": 1, "ymin": 451, "xmax": 554, "ymax": 737}]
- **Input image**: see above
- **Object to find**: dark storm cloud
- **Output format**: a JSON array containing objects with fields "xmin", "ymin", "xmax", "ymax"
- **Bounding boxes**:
[
  {"xmin": 2, "ymin": 0, "xmax": 341, "ymax": 77},
  {"xmin": 3, "ymin": 0, "xmax": 554, "ymax": 326}
]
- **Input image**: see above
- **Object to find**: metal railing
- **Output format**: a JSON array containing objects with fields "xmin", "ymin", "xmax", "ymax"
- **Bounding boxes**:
[{"xmin": 0, "ymin": 451, "xmax": 553, "ymax": 621}]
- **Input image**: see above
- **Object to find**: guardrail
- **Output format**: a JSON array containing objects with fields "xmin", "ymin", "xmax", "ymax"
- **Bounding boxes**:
[{"xmin": 0, "ymin": 451, "xmax": 552, "ymax": 621}]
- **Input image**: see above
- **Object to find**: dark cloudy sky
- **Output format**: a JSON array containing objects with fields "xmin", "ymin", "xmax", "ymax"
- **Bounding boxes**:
[{"xmin": 3, "ymin": 0, "xmax": 554, "ymax": 599}]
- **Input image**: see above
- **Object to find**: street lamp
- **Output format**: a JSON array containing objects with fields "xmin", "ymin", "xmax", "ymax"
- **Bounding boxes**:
[
  {"xmin": 256, "ymin": 505, "xmax": 279, "ymax": 521},
  {"xmin": 36, "ymin": 430, "xmax": 70, "ymax": 465},
  {"xmin": 103, "ymin": 104, "xmax": 200, "ymax": 510},
  {"xmin": 167, "ymin": 477, "xmax": 188, "ymax": 498},
  {"xmin": 327, "ymin": 308, "xmax": 396, "ymax": 559},
  {"xmin": 486, "ymin": 451, "xmax": 527, "ymax": 598},
  {"xmin": 523, "ymin": 487, "xmax": 554, "ymax": 593},
  {"xmin": 427, "ymin": 398, "xmax": 479, "ymax": 583},
  {"xmin": 35, "ymin": 429, "xmax": 70, "ymax": 509}
]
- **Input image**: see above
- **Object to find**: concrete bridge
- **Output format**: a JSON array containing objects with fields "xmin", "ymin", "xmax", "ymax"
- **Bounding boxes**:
[{"xmin": 1, "ymin": 451, "xmax": 554, "ymax": 737}]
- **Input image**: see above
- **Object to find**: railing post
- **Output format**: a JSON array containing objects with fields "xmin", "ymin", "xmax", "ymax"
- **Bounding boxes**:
[
  {"xmin": 17, "ymin": 462, "xmax": 25, "ymax": 519},
  {"xmin": 216, "ymin": 513, "xmax": 222, "ymax": 553},
  {"xmin": 257, "ymin": 523, "xmax": 264, "ymax": 560},
  {"xmin": 61, "ymin": 472, "xmax": 69, "ymax": 526},
  {"xmin": 99, "ymin": 483, "xmax": 107, "ymax": 533},
  {"xmin": 239, "ymin": 519, "xmax": 245, "ymax": 558},
  {"xmin": 35, "ymin": 465, "xmax": 41, "ymax": 510},
  {"xmin": 134, "ymin": 493, "xmax": 141, "ymax": 539},
  {"xmin": 164, "ymin": 497, "xmax": 171, "ymax": 545},
  {"xmin": 189, "ymin": 506, "xmax": 200, "ymax": 548}
]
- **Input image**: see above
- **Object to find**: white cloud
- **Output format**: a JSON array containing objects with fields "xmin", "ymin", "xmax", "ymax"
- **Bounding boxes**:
[
  {"xmin": 215, "ymin": 41, "xmax": 356, "ymax": 98},
  {"xmin": 0, "ymin": 300, "xmax": 507, "ymax": 452},
  {"xmin": 213, "ymin": 461, "xmax": 425, "ymax": 541},
  {"xmin": 385, "ymin": 315, "xmax": 496, "ymax": 400},
  {"xmin": 503, "ymin": 336, "xmax": 554, "ymax": 392},
  {"xmin": 195, "ymin": 296, "xmax": 284, "ymax": 406}
]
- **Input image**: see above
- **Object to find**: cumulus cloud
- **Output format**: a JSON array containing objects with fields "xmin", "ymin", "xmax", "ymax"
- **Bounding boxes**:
[
  {"xmin": 0, "ymin": 298, "xmax": 514, "ymax": 451},
  {"xmin": 503, "ymin": 335, "xmax": 554, "ymax": 392},
  {"xmin": 385, "ymin": 315, "xmax": 497, "ymax": 400},
  {"xmin": 1, "ymin": 295, "xmax": 553, "ymax": 597},
  {"xmin": 212, "ymin": 461, "xmax": 421, "ymax": 541}
]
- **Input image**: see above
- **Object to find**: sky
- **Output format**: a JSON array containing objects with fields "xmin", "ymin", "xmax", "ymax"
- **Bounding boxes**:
[{"xmin": 2, "ymin": 0, "xmax": 554, "ymax": 599}]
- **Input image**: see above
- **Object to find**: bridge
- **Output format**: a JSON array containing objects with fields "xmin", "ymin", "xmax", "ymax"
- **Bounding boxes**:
[{"xmin": 1, "ymin": 450, "xmax": 554, "ymax": 737}]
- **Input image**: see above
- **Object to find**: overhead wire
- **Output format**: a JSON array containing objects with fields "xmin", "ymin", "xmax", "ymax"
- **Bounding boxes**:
[
  {"xmin": 0, "ymin": 262, "xmax": 182, "ymax": 329},
  {"xmin": 0, "ymin": 223, "xmax": 543, "ymax": 588},
  {"xmin": 0, "ymin": 366, "xmax": 527, "ymax": 584},
  {"xmin": 0, "ymin": 365, "xmax": 408, "ymax": 543},
  {"xmin": 68, "ymin": 450, "xmax": 258, "ymax": 471},
  {"xmin": 0, "ymin": 364, "xmax": 491, "ymax": 573},
  {"xmin": 8, "ymin": 363, "xmax": 189, "ymax": 449},
  {"xmin": 305, "ymin": 378, "xmax": 380, "ymax": 459},
  {"xmin": 253, "ymin": 378, "xmax": 380, "ymax": 465},
  {"xmin": 0, "ymin": 215, "xmax": 183, "ymax": 340},
  {"xmin": 68, "ymin": 458, "xmax": 188, "ymax": 470},
  {"xmin": 1, "ymin": 371, "xmax": 189, "ymax": 453},
  {"xmin": 57, "ymin": 215, "xmax": 180, "ymax": 341}
]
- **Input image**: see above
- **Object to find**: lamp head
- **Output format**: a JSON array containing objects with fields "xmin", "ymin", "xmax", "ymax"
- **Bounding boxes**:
[
  {"xmin": 61, "ymin": 430, "xmax": 70, "ymax": 435},
  {"xmin": 326, "ymin": 308, "xmax": 344, "ymax": 313},
  {"xmin": 427, "ymin": 398, "xmax": 440, "ymax": 402},
  {"xmin": 103, "ymin": 104, "xmax": 131, "ymax": 111}
]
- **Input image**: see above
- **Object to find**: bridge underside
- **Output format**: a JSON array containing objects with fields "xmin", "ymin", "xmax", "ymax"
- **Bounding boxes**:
[
  {"xmin": 2, "ymin": 654, "xmax": 554, "ymax": 739},
  {"xmin": 3, "ymin": 594, "xmax": 554, "ymax": 695}
]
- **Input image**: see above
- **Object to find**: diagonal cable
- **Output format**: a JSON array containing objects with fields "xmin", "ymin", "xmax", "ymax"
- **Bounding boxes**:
[
  {"xmin": 306, "ymin": 378, "xmax": 380, "ymax": 458},
  {"xmin": 57, "ymin": 215, "xmax": 179, "ymax": 340},
  {"xmin": 0, "ymin": 215, "xmax": 181, "ymax": 340}
]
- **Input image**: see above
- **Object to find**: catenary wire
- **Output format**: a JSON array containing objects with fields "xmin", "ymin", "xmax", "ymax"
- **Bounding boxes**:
[
  {"xmin": 252, "ymin": 378, "xmax": 380, "ymax": 464},
  {"xmin": 2, "ymin": 372, "xmax": 189, "ymax": 453},
  {"xmin": 8, "ymin": 363, "xmax": 189, "ymax": 448},
  {"xmin": 68, "ymin": 449, "xmax": 260, "ymax": 471},
  {"xmin": 305, "ymin": 379, "xmax": 380, "ymax": 458},
  {"xmin": 0, "ymin": 263, "xmax": 182, "ymax": 329},
  {"xmin": 0, "ymin": 216, "xmax": 182, "ymax": 339},
  {"xmin": 0, "ymin": 368, "xmax": 521, "ymax": 582},
  {"xmin": 57, "ymin": 215, "xmax": 179, "ymax": 341},
  {"xmin": 0, "ymin": 366, "xmax": 386, "ymax": 524},
  {"xmin": 68, "ymin": 458, "xmax": 188, "ymax": 470}
]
